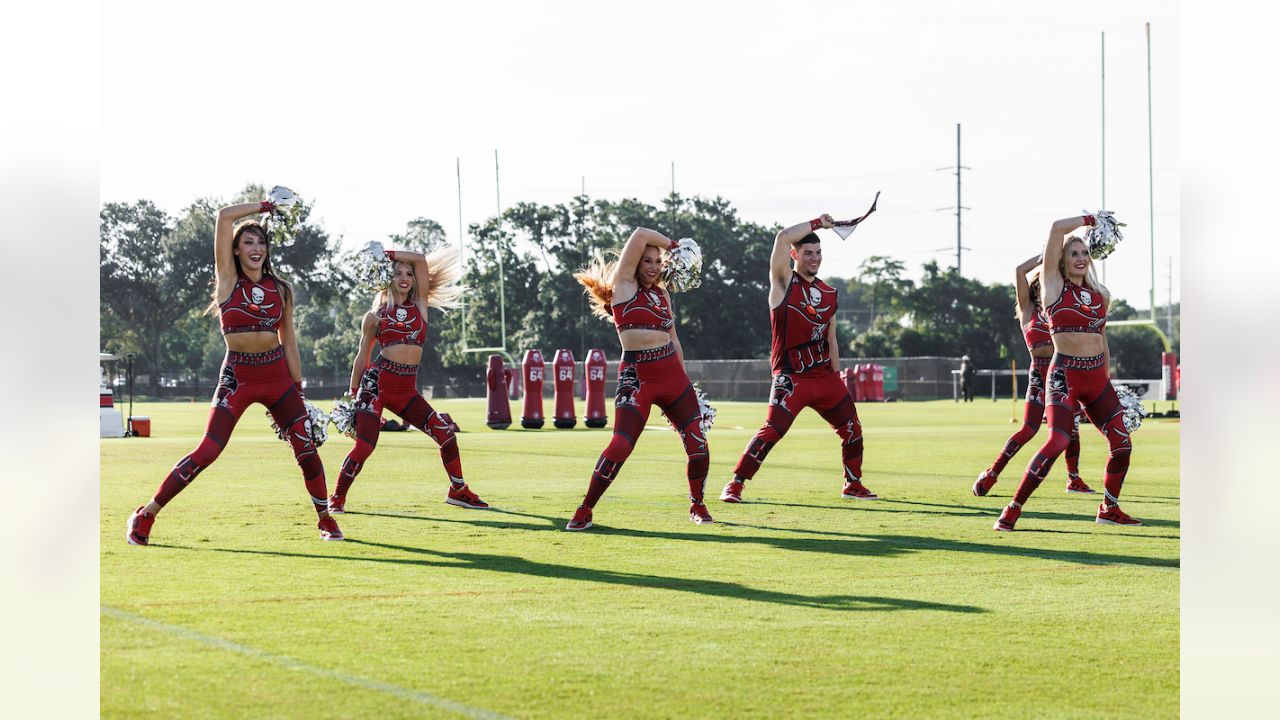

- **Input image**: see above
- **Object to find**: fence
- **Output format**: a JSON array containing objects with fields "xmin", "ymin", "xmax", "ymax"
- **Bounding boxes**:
[{"xmin": 119, "ymin": 355, "xmax": 971, "ymax": 402}]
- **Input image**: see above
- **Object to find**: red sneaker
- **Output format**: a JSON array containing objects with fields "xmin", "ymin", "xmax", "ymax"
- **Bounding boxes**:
[
  {"xmin": 1065, "ymin": 475, "xmax": 1097, "ymax": 494},
  {"xmin": 445, "ymin": 483, "xmax": 489, "ymax": 509},
  {"xmin": 972, "ymin": 469, "xmax": 997, "ymax": 497},
  {"xmin": 690, "ymin": 502, "xmax": 715, "ymax": 524},
  {"xmin": 565, "ymin": 505, "xmax": 593, "ymax": 531},
  {"xmin": 327, "ymin": 494, "xmax": 347, "ymax": 514},
  {"xmin": 720, "ymin": 480, "xmax": 745, "ymax": 503},
  {"xmin": 318, "ymin": 515, "xmax": 345, "ymax": 541},
  {"xmin": 1096, "ymin": 503, "xmax": 1142, "ymax": 526},
  {"xmin": 841, "ymin": 480, "xmax": 879, "ymax": 500},
  {"xmin": 126, "ymin": 506, "xmax": 155, "ymax": 546},
  {"xmin": 993, "ymin": 503, "xmax": 1022, "ymax": 532}
]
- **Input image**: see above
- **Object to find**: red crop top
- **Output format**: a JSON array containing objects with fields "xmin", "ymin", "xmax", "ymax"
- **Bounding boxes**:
[
  {"xmin": 219, "ymin": 274, "xmax": 284, "ymax": 335},
  {"xmin": 1022, "ymin": 311, "xmax": 1053, "ymax": 352},
  {"xmin": 376, "ymin": 302, "xmax": 426, "ymax": 348},
  {"xmin": 612, "ymin": 286, "xmax": 674, "ymax": 332},
  {"xmin": 1046, "ymin": 279, "xmax": 1108, "ymax": 335}
]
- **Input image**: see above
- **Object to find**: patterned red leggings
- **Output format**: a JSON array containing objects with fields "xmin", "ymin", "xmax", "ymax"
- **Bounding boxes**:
[
  {"xmin": 582, "ymin": 344, "xmax": 710, "ymax": 507},
  {"xmin": 334, "ymin": 357, "xmax": 462, "ymax": 498},
  {"xmin": 151, "ymin": 347, "xmax": 329, "ymax": 515},
  {"xmin": 986, "ymin": 358, "xmax": 1081, "ymax": 479}
]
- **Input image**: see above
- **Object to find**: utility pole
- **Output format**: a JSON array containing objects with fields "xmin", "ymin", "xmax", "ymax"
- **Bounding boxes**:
[
  {"xmin": 1147, "ymin": 22, "xmax": 1157, "ymax": 323},
  {"xmin": 936, "ymin": 123, "xmax": 970, "ymax": 273},
  {"xmin": 1100, "ymin": 31, "xmax": 1107, "ymax": 284}
]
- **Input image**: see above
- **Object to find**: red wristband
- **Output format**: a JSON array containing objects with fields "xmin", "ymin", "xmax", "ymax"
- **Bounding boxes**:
[
  {"xmin": 295, "ymin": 381, "xmax": 305, "ymax": 396},
  {"xmin": 668, "ymin": 239, "xmax": 680, "ymax": 250},
  {"xmin": 1082, "ymin": 215, "xmax": 1097, "ymax": 227},
  {"xmin": 385, "ymin": 250, "xmax": 397, "ymax": 262},
  {"xmin": 808, "ymin": 218, "xmax": 823, "ymax": 231},
  {"xmin": 259, "ymin": 201, "xmax": 275, "ymax": 214}
]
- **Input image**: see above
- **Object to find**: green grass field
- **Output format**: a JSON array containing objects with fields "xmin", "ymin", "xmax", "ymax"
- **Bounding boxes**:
[{"xmin": 101, "ymin": 397, "xmax": 1179, "ymax": 719}]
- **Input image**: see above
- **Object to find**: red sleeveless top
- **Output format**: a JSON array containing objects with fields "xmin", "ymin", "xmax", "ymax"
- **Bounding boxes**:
[
  {"xmin": 219, "ymin": 274, "xmax": 284, "ymax": 335},
  {"xmin": 376, "ymin": 302, "xmax": 426, "ymax": 348},
  {"xmin": 771, "ymin": 273, "xmax": 837, "ymax": 375},
  {"xmin": 1046, "ymin": 279, "xmax": 1108, "ymax": 335},
  {"xmin": 1022, "ymin": 312, "xmax": 1053, "ymax": 352},
  {"xmin": 612, "ymin": 285, "xmax": 674, "ymax": 332}
]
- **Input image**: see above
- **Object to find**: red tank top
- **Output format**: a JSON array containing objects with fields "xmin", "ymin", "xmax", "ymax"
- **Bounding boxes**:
[
  {"xmin": 219, "ymin": 274, "xmax": 284, "ymax": 335},
  {"xmin": 376, "ymin": 302, "xmax": 426, "ymax": 348},
  {"xmin": 771, "ymin": 273, "xmax": 837, "ymax": 375},
  {"xmin": 1022, "ymin": 312, "xmax": 1053, "ymax": 352},
  {"xmin": 611, "ymin": 285, "xmax": 674, "ymax": 332},
  {"xmin": 1046, "ymin": 279, "xmax": 1108, "ymax": 335}
]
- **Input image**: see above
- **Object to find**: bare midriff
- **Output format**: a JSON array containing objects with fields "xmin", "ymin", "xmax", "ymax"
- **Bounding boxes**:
[
  {"xmin": 1051, "ymin": 332, "xmax": 1105, "ymax": 358},
  {"xmin": 617, "ymin": 327, "xmax": 672, "ymax": 352},
  {"xmin": 224, "ymin": 331, "xmax": 282, "ymax": 354},
  {"xmin": 379, "ymin": 343, "xmax": 424, "ymax": 365}
]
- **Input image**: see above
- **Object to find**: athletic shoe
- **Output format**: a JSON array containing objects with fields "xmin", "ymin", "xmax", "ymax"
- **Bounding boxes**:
[
  {"xmin": 1096, "ymin": 503, "xmax": 1142, "ymax": 526},
  {"xmin": 445, "ymin": 484, "xmax": 490, "ymax": 509},
  {"xmin": 565, "ymin": 505, "xmax": 593, "ymax": 531},
  {"xmin": 972, "ymin": 469, "xmax": 997, "ymax": 497},
  {"xmin": 720, "ymin": 480, "xmax": 745, "ymax": 503},
  {"xmin": 318, "ymin": 515, "xmax": 345, "ymax": 541},
  {"xmin": 690, "ymin": 502, "xmax": 715, "ymax": 524},
  {"xmin": 126, "ymin": 506, "xmax": 155, "ymax": 546},
  {"xmin": 993, "ymin": 503, "xmax": 1022, "ymax": 532},
  {"xmin": 841, "ymin": 480, "xmax": 879, "ymax": 500},
  {"xmin": 327, "ymin": 494, "xmax": 346, "ymax": 514},
  {"xmin": 1065, "ymin": 475, "xmax": 1097, "ymax": 494}
]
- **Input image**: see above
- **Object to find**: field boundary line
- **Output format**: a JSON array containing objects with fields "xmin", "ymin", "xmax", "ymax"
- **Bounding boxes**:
[{"xmin": 101, "ymin": 605, "xmax": 515, "ymax": 719}]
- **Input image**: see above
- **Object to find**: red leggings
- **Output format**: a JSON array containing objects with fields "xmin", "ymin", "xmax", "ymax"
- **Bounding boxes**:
[
  {"xmin": 986, "ymin": 358, "xmax": 1081, "ymax": 479},
  {"xmin": 151, "ymin": 347, "xmax": 328, "ymax": 515},
  {"xmin": 1013, "ymin": 353, "xmax": 1132, "ymax": 506},
  {"xmin": 733, "ymin": 368, "xmax": 864, "ymax": 483},
  {"xmin": 582, "ymin": 344, "xmax": 710, "ymax": 507},
  {"xmin": 334, "ymin": 357, "xmax": 462, "ymax": 498}
]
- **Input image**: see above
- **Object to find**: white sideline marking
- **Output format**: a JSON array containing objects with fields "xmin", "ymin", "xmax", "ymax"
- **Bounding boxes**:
[{"xmin": 101, "ymin": 605, "xmax": 514, "ymax": 719}]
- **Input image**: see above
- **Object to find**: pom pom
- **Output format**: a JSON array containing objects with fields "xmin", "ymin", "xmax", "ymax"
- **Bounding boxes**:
[
  {"xmin": 661, "ymin": 237, "xmax": 703, "ymax": 292},
  {"xmin": 351, "ymin": 240, "xmax": 394, "ymax": 293},
  {"xmin": 1113, "ymin": 384, "xmax": 1148, "ymax": 433},
  {"xmin": 693, "ymin": 382, "xmax": 717, "ymax": 436},
  {"xmin": 329, "ymin": 394, "xmax": 359, "ymax": 439},
  {"xmin": 1083, "ymin": 209, "xmax": 1126, "ymax": 260},
  {"xmin": 267, "ymin": 399, "xmax": 330, "ymax": 447},
  {"xmin": 265, "ymin": 185, "xmax": 305, "ymax": 246}
]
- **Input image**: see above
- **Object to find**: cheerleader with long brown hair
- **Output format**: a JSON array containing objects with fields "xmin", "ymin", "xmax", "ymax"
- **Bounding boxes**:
[{"xmin": 565, "ymin": 228, "xmax": 712, "ymax": 530}]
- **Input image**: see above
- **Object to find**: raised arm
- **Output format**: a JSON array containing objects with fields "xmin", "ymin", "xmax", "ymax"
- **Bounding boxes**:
[
  {"xmin": 1014, "ymin": 253, "xmax": 1042, "ymax": 324},
  {"xmin": 613, "ymin": 227, "xmax": 674, "ymax": 286},
  {"xmin": 347, "ymin": 313, "xmax": 379, "ymax": 397},
  {"xmin": 1039, "ymin": 215, "xmax": 1094, "ymax": 309},
  {"xmin": 215, "ymin": 201, "xmax": 273, "ymax": 297},
  {"xmin": 769, "ymin": 213, "xmax": 832, "ymax": 304}
]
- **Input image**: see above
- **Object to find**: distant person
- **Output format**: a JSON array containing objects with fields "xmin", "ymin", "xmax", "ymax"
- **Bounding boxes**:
[
  {"xmin": 972, "ymin": 255, "xmax": 1093, "ymax": 497},
  {"xmin": 127, "ymin": 196, "xmax": 343, "ymax": 545},
  {"xmin": 327, "ymin": 245, "xmax": 489, "ymax": 514},
  {"xmin": 959, "ymin": 355, "xmax": 976, "ymax": 402},
  {"xmin": 720, "ymin": 213, "xmax": 878, "ymax": 504},
  {"xmin": 568, "ymin": 227, "xmax": 712, "ymax": 530},
  {"xmin": 995, "ymin": 213, "xmax": 1141, "ymax": 531}
]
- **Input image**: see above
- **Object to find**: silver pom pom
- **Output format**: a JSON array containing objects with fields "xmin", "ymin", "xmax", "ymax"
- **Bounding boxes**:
[
  {"xmin": 265, "ymin": 186, "xmax": 305, "ymax": 246},
  {"xmin": 1084, "ymin": 209, "xmax": 1126, "ymax": 260},
  {"xmin": 351, "ymin": 240, "xmax": 394, "ymax": 293},
  {"xmin": 661, "ymin": 237, "xmax": 703, "ymax": 293},
  {"xmin": 693, "ymin": 382, "xmax": 717, "ymax": 436},
  {"xmin": 329, "ymin": 394, "xmax": 359, "ymax": 439},
  {"xmin": 267, "ymin": 399, "xmax": 330, "ymax": 447},
  {"xmin": 1113, "ymin": 384, "xmax": 1148, "ymax": 433}
]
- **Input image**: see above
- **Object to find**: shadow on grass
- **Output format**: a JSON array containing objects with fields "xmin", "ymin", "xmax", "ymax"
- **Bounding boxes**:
[
  {"xmin": 354, "ymin": 507, "xmax": 1179, "ymax": 570},
  {"xmin": 167, "ymin": 541, "xmax": 984, "ymax": 614},
  {"xmin": 749, "ymin": 497, "xmax": 1181, "ymax": 530}
]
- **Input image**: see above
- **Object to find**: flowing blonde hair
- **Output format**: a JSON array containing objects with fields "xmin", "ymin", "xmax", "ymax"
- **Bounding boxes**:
[
  {"xmin": 1058, "ymin": 235, "xmax": 1110, "ymax": 304},
  {"xmin": 369, "ymin": 244, "xmax": 467, "ymax": 313}
]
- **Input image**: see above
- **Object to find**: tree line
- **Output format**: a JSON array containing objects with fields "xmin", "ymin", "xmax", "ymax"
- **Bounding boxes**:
[{"xmin": 100, "ymin": 185, "xmax": 1178, "ymax": 395}]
